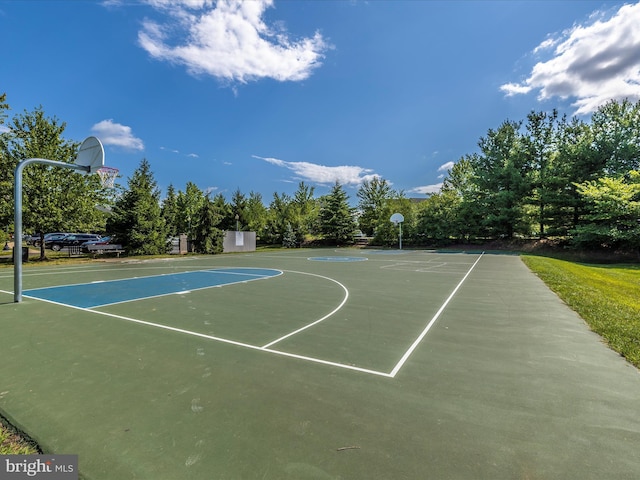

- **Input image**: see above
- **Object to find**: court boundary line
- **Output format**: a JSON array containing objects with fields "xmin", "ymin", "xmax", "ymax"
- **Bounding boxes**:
[
  {"xmin": 15, "ymin": 294, "xmax": 392, "ymax": 378},
  {"xmin": 3, "ymin": 253, "xmax": 484, "ymax": 378},
  {"xmin": 23, "ymin": 267, "xmax": 280, "ymax": 293},
  {"xmin": 388, "ymin": 252, "xmax": 484, "ymax": 377}
]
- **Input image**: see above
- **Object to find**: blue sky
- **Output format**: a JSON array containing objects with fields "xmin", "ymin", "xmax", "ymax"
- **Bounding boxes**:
[{"xmin": 2, "ymin": 0, "xmax": 640, "ymax": 203}]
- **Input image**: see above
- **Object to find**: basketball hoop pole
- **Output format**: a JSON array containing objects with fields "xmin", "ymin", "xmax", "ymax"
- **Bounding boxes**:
[
  {"xmin": 13, "ymin": 159, "xmax": 90, "ymax": 303},
  {"xmin": 390, "ymin": 213, "xmax": 404, "ymax": 251}
]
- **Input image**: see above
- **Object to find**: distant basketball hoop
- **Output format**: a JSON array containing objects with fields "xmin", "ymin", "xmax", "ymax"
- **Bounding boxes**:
[
  {"xmin": 390, "ymin": 213, "xmax": 405, "ymax": 250},
  {"xmin": 96, "ymin": 166, "xmax": 119, "ymax": 189}
]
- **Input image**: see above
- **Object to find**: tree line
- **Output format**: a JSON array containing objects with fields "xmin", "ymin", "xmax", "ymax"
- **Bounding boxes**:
[
  {"xmin": 423, "ymin": 100, "xmax": 640, "ymax": 252},
  {"xmin": 2, "ymin": 91, "xmax": 639, "ymax": 256},
  {"xmin": 106, "ymin": 160, "xmax": 360, "ymax": 255}
]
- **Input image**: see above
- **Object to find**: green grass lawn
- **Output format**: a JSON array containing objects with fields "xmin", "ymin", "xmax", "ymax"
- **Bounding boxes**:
[
  {"xmin": 0, "ymin": 418, "xmax": 39, "ymax": 454},
  {"xmin": 522, "ymin": 255, "xmax": 640, "ymax": 368}
]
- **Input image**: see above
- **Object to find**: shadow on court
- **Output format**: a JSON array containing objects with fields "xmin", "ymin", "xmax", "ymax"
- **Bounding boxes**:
[{"xmin": 0, "ymin": 250, "xmax": 639, "ymax": 479}]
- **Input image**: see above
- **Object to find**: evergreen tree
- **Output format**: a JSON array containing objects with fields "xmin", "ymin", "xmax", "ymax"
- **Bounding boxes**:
[
  {"xmin": 107, "ymin": 159, "xmax": 168, "ymax": 255},
  {"xmin": 212, "ymin": 193, "xmax": 234, "ymax": 231},
  {"xmin": 472, "ymin": 120, "xmax": 532, "ymax": 238},
  {"xmin": 523, "ymin": 109, "xmax": 560, "ymax": 237},
  {"xmin": 537, "ymin": 115, "xmax": 601, "ymax": 236},
  {"xmin": 192, "ymin": 195, "xmax": 224, "ymax": 254},
  {"xmin": 161, "ymin": 184, "xmax": 179, "ymax": 237},
  {"xmin": 282, "ymin": 222, "xmax": 298, "ymax": 248},
  {"xmin": 318, "ymin": 182, "xmax": 357, "ymax": 245},
  {"xmin": 230, "ymin": 188, "xmax": 247, "ymax": 231}
]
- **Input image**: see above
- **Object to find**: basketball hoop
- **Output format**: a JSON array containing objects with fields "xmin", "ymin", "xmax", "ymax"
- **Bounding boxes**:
[{"xmin": 96, "ymin": 166, "xmax": 119, "ymax": 189}]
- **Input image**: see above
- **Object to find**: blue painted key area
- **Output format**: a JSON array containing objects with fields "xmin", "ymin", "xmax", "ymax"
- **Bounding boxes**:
[{"xmin": 24, "ymin": 268, "xmax": 281, "ymax": 308}]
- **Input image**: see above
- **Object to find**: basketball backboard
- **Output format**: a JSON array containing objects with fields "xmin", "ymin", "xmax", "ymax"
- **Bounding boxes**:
[
  {"xmin": 76, "ymin": 136, "xmax": 104, "ymax": 173},
  {"xmin": 390, "ymin": 213, "xmax": 404, "ymax": 224}
]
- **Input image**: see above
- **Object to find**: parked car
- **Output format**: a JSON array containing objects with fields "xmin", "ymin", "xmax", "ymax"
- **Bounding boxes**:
[
  {"xmin": 31, "ymin": 232, "xmax": 68, "ymax": 247},
  {"xmin": 81, "ymin": 236, "xmax": 113, "ymax": 252},
  {"xmin": 46, "ymin": 234, "xmax": 101, "ymax": 251}
]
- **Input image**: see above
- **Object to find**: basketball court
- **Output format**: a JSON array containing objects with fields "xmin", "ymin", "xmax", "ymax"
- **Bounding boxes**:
[{"xmin": 1, "ymin": 248, "xmax": 639, "ymax": 479}]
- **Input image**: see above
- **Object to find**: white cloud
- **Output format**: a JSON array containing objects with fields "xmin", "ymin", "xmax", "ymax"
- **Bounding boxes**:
[
  {"xmin": 409, "ymin": 162, "xmax": 452, "ymax": 194},
  {"xmin": 435, "ymin": 161, "xmax": 455, "ymax": 179},
  {"xmin": 161, "ymin": 146, "xmax": 200, "ymax": 158},
  {"xmin": 91, "ymin": 119, "xmax": 144, "ymax": 150},
  {"xmin": 160, "ymin": 146, "xmax": 180, "ymax": 154},
  {"xmin": 408, "ymin": 184, "xmax": 442, "ymax": 195},
  {"xmin": 254, "ymin": 155, "xmax": 379, "ymax": 186},
  {"xmin": 438, "ymin": 161, "xmax": 455, "ymax": 173},
  {"xmin": 0, "ymin": 125, "xmax": 9, "ymax": 133},
  {"xmin": 138, "ymin": 0, "xmax": 329, "ymax": 84},
  {"xmin": 532, "ymin": 37, "xmax": 558, "ymax": 55},
  {"xmin": 501, "ymin": 2, "xmax": 640, "ymax": 115},
  {"xmin": 500, "ymin": 82, "xmax": 532, "ymax": 96}
]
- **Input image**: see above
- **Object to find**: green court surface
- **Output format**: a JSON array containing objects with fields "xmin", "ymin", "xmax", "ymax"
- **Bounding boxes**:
[{"xmin": 1, "ymin": 249, "xmax": 639, "ymax": 479}]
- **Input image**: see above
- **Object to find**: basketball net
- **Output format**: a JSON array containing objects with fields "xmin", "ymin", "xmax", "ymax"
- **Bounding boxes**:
[{"xmin": 96, "ymin": 166, "xmax": 119, "ymax": 189}]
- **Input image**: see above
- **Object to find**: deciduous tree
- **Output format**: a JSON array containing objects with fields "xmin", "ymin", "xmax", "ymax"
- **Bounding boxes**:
[
  {"xmin": 357, "ymin": 177, "xmax": 393, "ymax": 237},
  {"xmin": 245, "ymin": 191, "xmax": 268, "ymax": 240},
  {"xmin": 176, "ymin": 182, "xmax": 205, "ymax": 239},
  {"xmin": 591, "ymin": 99, "xmax": 640, "ymax": 175},
  {"xmin": 4, "ymin": 106, "xmax": 109, "ymax": 259},
  {"xmin": 572, "ymin": 171, "xmax": 640, "ymax": 251}
]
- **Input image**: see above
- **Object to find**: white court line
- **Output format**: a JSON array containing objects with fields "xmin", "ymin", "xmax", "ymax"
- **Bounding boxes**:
[
  {"xmin": 80, "ymin": 270, "xmax": 283, "ymax": 309},
  {"xmin": 23, "ymin": 267, "xmax": 280, "ymax": 293},
  {"xmin": 388, "ymin": 252, "xmax": 484, "ymax": 378},
  {"xmin": 261, "ymin": 270, "xmax": 349, "ymax": 349},
  {"xmin": 6, "ymin": 255, "xmax": 483, "ymax": 378},
  {"xmin": 201, "ymin": 268, "xmax": 280, "ymax": 278},
  {"xmin": 13, "ymin": 267, "xmax": 380, "ymax": 376},
  {"xmin": 262, "ymin": 347, "xmax": 392, "ymax": 377},
  {"xmin": 0, "ymin": 264, "xmax": 256, "ymax": 281},
  {"xmin": 20, "ymin": 295, "xmax": 391, "ymax": 378}
]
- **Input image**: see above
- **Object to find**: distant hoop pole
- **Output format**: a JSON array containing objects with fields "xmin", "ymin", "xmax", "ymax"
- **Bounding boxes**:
[{"xmin": 390, "ymin": 213, "xmax": 404, "ymax": 250}]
